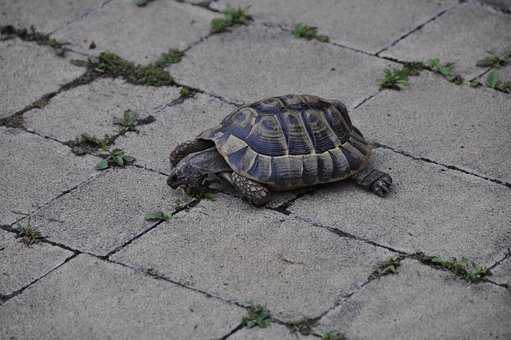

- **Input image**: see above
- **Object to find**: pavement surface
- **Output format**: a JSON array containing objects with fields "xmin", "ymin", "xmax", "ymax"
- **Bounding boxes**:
[{"xmin": 0, "ymin": 0, "xmax": 510, "ymax": 339}]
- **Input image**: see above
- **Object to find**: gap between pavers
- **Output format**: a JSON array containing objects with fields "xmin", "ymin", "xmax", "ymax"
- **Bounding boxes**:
[
  {"xmin": 229, "ymin": 323, "xmax": 316, "ymax": 340},
  {"xmin": 0, "ymin": 38, "xmax": 83, "ymax": 119},
  {"xmin": 381, "ymin": 0, "xmax": 511, "ymax": 79},
  {"xmin": 212, "ymin": 0, "xmax": 457, "ymax": 54},
  {"xmin": 0, "ymin": 127, "xmax": 98, "ymax": 225},
  {"xmin": 171, "ymin": 23, "xmax": 394, "ymax": 107},
  {"xmin": 352, "ymin": 71, "xmax": 511, "ymax": 183},
  {"xmin": 317, "ymin": 259, "xmax": 511, "ymax": 339},
  {"xmin": 28, "ymin": 166, "xmax": 178, "ymax": 256},
  {"xmin": 53, "ymin": 0, "xmax": 218, "ymax": 63},
  {"xmin": 24, "ymin": 78, "xmax": 181, "ymax": 142},
  {"xmin": 0, "ymin": 229, "xmax": 73, "ymax": 297},
  {"xmin": 0, "ymin": 254, "xmax": 243, "ymax": 339},
  {"xmin": 112, "ymin": 193, "xmax": 394, "ymax": 321},
  {"xmin": 288, "ymin": 148, "xmax": 511, "ymax": 265}
]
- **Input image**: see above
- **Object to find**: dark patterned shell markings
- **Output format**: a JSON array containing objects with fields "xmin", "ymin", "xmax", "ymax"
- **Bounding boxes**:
[{"xmin": 198, "ymin": 95, "xmax": 372, "ymax": 190}]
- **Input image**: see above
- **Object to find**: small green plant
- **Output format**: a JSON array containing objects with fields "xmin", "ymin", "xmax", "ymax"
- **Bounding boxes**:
[
  {"xmin": 292, "ymin": 23, "xmax": 329, "ymax": 43},
  {"xmin": 485, "ymin": 70, "xmax": 511, "ymax": 93},
  {"xmin": 425, "ymin": 58, "xmax": 463, "ymax": 85},
  {"xmin": 14, "ymin": 220, "xmax": 43, "ymax": 246},
  {"xmin": 421, "ymin": 255, "xmax": 491, "ymax": 282},
  {"xmin": 321, "ymin": 331, "xmax": 347, "ymax": 340},
  {"xmin": 241, "ymin": 304, "xmax": 271, "ymax": 328},
  {"xmin": 179, "ymin": 87, "xmax": 191, "ymax": 98},
  {"xmin": 114, "ymin": 109, "xmax": 138, "ymax": 133},
  {"xmin": 286, "ymin": 318, "xmax": 319, "ymax": 335},
  {"xmin": 469, "ymin": 79, "xmax": 482, "ymax": 88},
  {"xmin": 155, "ymin": 49, "xmax": 185, "ymax": 67},
  {"xmin": 476, "ymin": 49, "xmax": 511, "ymax": 68},
  {"xmin": 369, "ymin": 256, "xmax": 403, "ymax": 279},
  {"xmin": 144, "ymin": 211, "xmax": 172, "ymax": 222},
  {"xmin": 379, "ymin": 67, "xmax": 410, "ymax": 90},
  {"xmin": 90, "ymin": 51, "xmax": 174, "ymax": 86},
  {"xmin": 96, "ymin": 148, "xmax": 136, "ymax": 170},
  {"xmin": 66, "ymin": 133, "xmax": 114, "ymax": 156},
  {"xmin": 211, "ymin": 6, "xmax": 252, "ymax": 33}
]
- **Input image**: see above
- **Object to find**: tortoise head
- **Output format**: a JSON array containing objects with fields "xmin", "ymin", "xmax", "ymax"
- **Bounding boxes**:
[{"xmin": 167, "ymin": 157, "xmax": 206, "ymax": 194}]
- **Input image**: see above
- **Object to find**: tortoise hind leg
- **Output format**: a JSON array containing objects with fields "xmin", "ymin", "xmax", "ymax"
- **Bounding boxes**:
[
  {"xmin": 224, "ymin": 172, "xmax": 271, "ymax": 207},
  {"xmin": 352, "ymin": 167, "xmax": 392, "ymax": 197},
  {"xmin": 170, "ymin": 139, "xmax": 213, "ymax": 166}
]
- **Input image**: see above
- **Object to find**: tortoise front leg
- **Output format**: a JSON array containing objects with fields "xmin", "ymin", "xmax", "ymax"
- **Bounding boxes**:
[
  {"xmin": 223, "ymin": 172, "xmax": 271, "ymax": 207},
  {"xmin": 352, "ymin": 167, "xmax": 392, "ymax": 197},
  {"xmin": 170, "ymin": 139, "xmax": 213, "ymax": 166}
]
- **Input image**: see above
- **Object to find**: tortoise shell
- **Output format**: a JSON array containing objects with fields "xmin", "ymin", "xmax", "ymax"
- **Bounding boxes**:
[{"xmin": 198, "ymin": 94, "xmax": 372, "ymax": 190}]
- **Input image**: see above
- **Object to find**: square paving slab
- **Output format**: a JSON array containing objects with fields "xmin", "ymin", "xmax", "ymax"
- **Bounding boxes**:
[
  {"xmin": 24, "ymin": 78, "xmax": 181, "ymax": 142},
  {"xmin": 492, "ymin": 255, "xmax": 511, "ymax": 287},
  {"xmin": 114, "ymin": 93, "xmax": 237, "ymax": 174},
  {"xmin": 0, "ymin": 0, "xmax": 103, "ymax": 34},
  {"xmin": 171, "ymin": 24, "xmax": 393, "ymax": 107},
  {"xmin": 0, "ymin": 229, "xmax": 72, "ymax": 297},
  {"xmin": 54, "ymin": 0, "xmax": 217, "ymax": 63},
  {"xmin": 212, "ymin": 0, "xmax": 457, "ymax": 54},
  {"xmin": 0, "ymin": 127, "xmax": 97, "ymax": 225},
  {"xmin": 289, "ymin": 148, "xmax": 511, "ymax": 265},
  {"xmin": 318, "ymin": 260, "xmax": 511, "ymax": 340},
  {"xmin": 29, "ymin": 167, "xmax": 176, "ymax": 256},
  {"xmin": 0, "ymin": 39, "xmax": 83, "ymax": 119},
  {"xmin": 0, "ymin": 254, "xmax": 242, "ymax": 339},
  {"xmin": 353, "ymin": 72, "xmax": 511, "ymax": 183},
  {"xmin": 381, "ymin": 1, "xmax": 511, "ymax": 78},
  {"xmin": 113, "ymin": 194, "xmax": 392, "ymax": 320}
]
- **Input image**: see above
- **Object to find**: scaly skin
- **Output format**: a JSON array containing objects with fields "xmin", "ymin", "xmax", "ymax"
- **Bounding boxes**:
[
  {"xmin": 351, "ymin": 167, "xmax": 392, "ymax": 197},
  {"xmin": 230, "ymin": 172, "xmax": 271, "ymax": 207}
]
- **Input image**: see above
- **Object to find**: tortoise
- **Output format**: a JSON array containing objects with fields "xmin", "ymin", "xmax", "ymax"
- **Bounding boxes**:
[{"xmin": 167, "ymin": 94, "xmax": 392, "ymax": 206}]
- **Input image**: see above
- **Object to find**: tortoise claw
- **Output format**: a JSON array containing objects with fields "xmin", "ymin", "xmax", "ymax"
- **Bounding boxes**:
[{"xmin": 370, "ymin": 175, "xmax": 393, "ymax": 197}]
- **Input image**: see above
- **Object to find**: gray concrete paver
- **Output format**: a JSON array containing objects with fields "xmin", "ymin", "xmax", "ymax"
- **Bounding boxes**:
[
  {"xmin": 0, "ymin": 127, "xmax": 97, "ymax": 225},
  {"xmin": 492, "ymin": 257, "xmax": 511, "ymax": 286},
  {"xmin": 229, "ymin": 324, "xmax": 315, "ymax": 340},
  {"xmin": 0, "ymin": 254, "xmax": 243, "ymax": 339},
  {"xmin": 289, "ymin": 148, "xmax": 511, "ymax": 265},
  {"xmin": 24, "ymin": 78, "xmax": 181, "ymax": 142},
  {"xmin": 212, "ymin": 0, "xmax": 457, "ymax": 54},
  {"xmin": 0, "ymin": 0, "xmax": 103, "ymax": 33},
  {"xmin": 29, "ymin": 167, "xmax": 176, "ymax": 256},
  {"xmin": 53, "ymin": 0, "xmax": 217, "ymax": 63},
  {"xmin": 113, "ymin": 193, "xmax": 392, "ymax": 320},
  {"xmin": 352, "ymin": 72, "xmax": 511, "ymax": 183},
  {"xmin": 0, "ymin": 39, "xmax": 83, "ymax": 119},
  {"xmin": 171, "ymin": 23, "xmax": 394, "ymax": 107},
  {"xmin": 382, "ymin": 1, "xmax": 511, "ymax": 78},
  {"xmin": 114, "ymin": 93, "xmax": 237, "ymax": 174},
  {"xmin": 0, "ymin": 229, "xmax": 72, "ymax": 297},
  {"xmin": 318, "ymin": 260, "xmax": 511, "ymax": 340}
]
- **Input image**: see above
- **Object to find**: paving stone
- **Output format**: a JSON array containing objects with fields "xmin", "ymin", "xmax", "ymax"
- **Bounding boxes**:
[
  {"xmin": 0, "ymin": 0, "xmax": 103, "ymax": 33},
  {"xmin": 172, "ymin": 24, "xmax": 393, "ymax": 106},
  {"xmin": 54, "ymin": 0, "xmax": 217, "ymax": 63},
  {"xmin": 230, "ymin": 324, "xmax": 315, "ymax": 340},
  {"xmin": 0, "ymin": 254, "xmax": 242, "ymax": 339},
  {"xmin": 0, "ymin": 127, "xmax": 97, "ymax": 225},
  {"xmin": 0, "ymin": 229, "xmax": 72, "ymax": 297},
  {"xmin": 29, "ymin": 167, "xmax": 177, "ymax": 256},
  {"xmin": 0, "ymin": 38, "xmax": 83, "ymax": 119},
  {"xmin": 492, "ymin": 256, "xmax": 511, "ymax": 286},
  {"xmin": 318, "ymin": 260, "xmax": 511, "ymax": 339},
  {"xmin": 114, "ymin": 93, "xmax": 237, "ymax": 174},
  {"xmin": 352, "ymin": 72, "xmax": 511, "ymax": 182},
  {"xmin": 25, "ymin": 78, "xmax": 181, "ymax": 142},
  {"xmin": 113, "ymin": 194, "xmax": 392, "ymax": 320},
  {"xmin": 212, "ymin": 0, "xmax": 457, "ymax": 54},
  {"xmin": 382, "ymin": 1, "xmax": 511, "ymax": 78},
  {"xmin": 289, "ymin": 148, "xmax": 511, "ymax": 265}
]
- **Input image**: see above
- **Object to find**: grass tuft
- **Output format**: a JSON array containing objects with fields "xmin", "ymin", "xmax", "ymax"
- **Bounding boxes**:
[
  {"xmin": 14, "ymin": 220, "xmax": 43, "ymax": 247},
  {"xmin": 425, "ymin": 58, "xmax": 463, "ymax": 85},
  {"xmin": 418, "ymin": 255, "xmax": 491, "ymax": 282},
  {"xmin": 369, "ymin": 256, "xmax": 403, "ymax": 280},
  {"xmin": 485, "ymin": 70, "xmax": 511, "ymax": 93},
  {"xmin": 211, "ymin": 6, "xmax": 252, "ymax": 33},
  {"xmin": 241, "ymin": 304, "xmax": 271, "ymax": 328},
  {"xmin": 292, "ymin": 23, "xmax": 330, "ymax": 42}
]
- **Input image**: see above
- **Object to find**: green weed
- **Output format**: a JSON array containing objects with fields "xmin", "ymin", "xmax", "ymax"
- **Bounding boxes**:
[
  {"xmin": 155, "ymin": 49, "xmax": 185, "ymax": 67},
  {"xmin": 485, "ymin": 70, "xmax": 511, "ymax": 93},
  {"xmin": 321, "ymin": 331, "xmax": 347, "ymax": 340},
  {"xmin": 144, "ymin": 211, "xmax": 172, "ymax": 222},
  {"xmin": 211, "ymin": 6, "xmax": 252, "ymax": 33},
  {"xmin": 379, "ymin": 67, "xmax": 410, "ymax": 90},
  {"xmin": 96, "ymin": 147, "xmax": 136, "ymax": 170},
  {"xmin": 476, "ymin": 48, "xmax": 511, "ymax": 68},
  {"xmin": 425, "ymin": 58, "xmax": 463, "ymax": 84},
  {"xmin": 66, "ymin": 133, "xmax": 115, "ymax": 156},
  {"xmin": 14, "ymin": 219, "xmax": 43, "ymax": 246},
  {"xmin": 369, "ymin": 256, "xmax": 403, "ymax": 280},
  {"xmin": 241, "ymin": 304, "xmax": 271, "ymax": 328},
  {"xmin": 286, "ymin": 318, "xmax": 319, "ymax": 336},
  {"xmin": 292, "ymin": 23, "xmax": 329, "ymax": 43},
  {"xmin": 419, "ymin": 255, "xmax": 491, "ymax": 282}
]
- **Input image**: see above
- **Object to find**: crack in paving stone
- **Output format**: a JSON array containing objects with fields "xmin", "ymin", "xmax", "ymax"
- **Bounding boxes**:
[
  {"xmin": 375, "ymin": 5, "xmax": 458, "ymax": 56},
  {"xmin": 374, "ymin": 142, "xmax": 511, "ymax": 188},
  {"xmin": 488, "ymin": 248, "xmax": 511, "ymax": 271},
  {"xmin": 0, "ymin": 253, "xmax": 78, "ymax": 305},
  {"xmin": 0, "ymin": 25, "xmax": 67, "ymax": 56}
]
